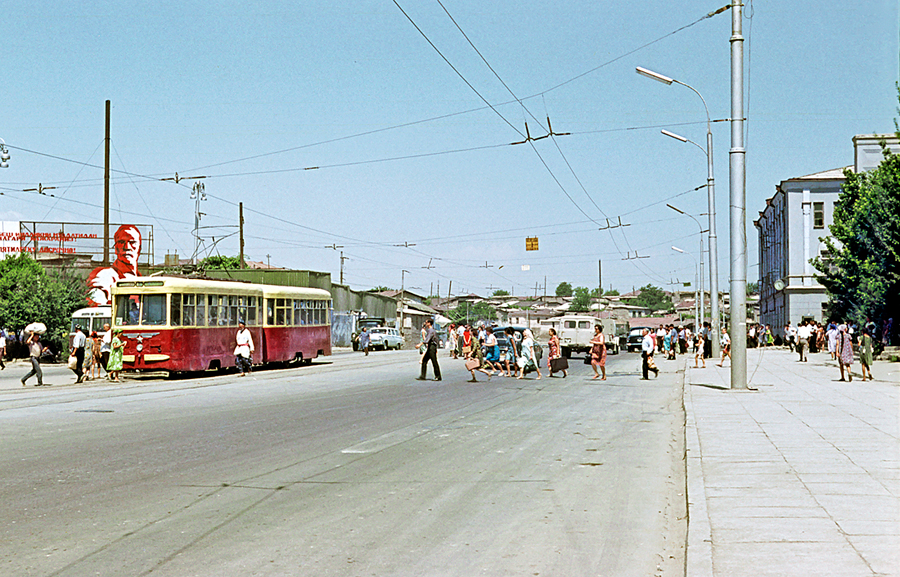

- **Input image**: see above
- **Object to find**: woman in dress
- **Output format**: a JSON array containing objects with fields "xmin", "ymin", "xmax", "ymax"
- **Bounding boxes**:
[
  {"xmin": 717, "ymin": 327, "xmax": 731, "ymax": 367},
  {"xmin": 859, "ymin": 327, "xmax": 874, "ymax": 381},
  {"xmin": 106, "ymin": 328, "xmax": 125, "ymax": 382},
  {"xmin": 503, "ymin": 327, "xmax": 519, "ymax": 378},
  {"xmin": 460, "ymin": 325, "xmax": 473, "ymax": 358},
  {"xmin": 547, "ymin": 327, "xmax": 567, "ymax": 378},
  {"xmin": 483, "ymin": 327, "xmax": 503, "ymax": 374},
  {"xmin": 827, "ymin": 323, "xmax": 839, "ymax": 360},
  {"xmin": 517, "ymin": 329, "xmax": 542, "ymax": 380},
  {"xmin": 837, "ymin": 324, "xmax": 854, "ymax": 382},
  {"xmin": 589, "ymin": 325, "xmax": 606, "ymax": 380},
  {"xmin": 694, "ymin": 332, "xmax": 706, "ymax": 369},
  {"xmin": 465, "ymin": 337, "xmax": 492, "ymax": 382}
]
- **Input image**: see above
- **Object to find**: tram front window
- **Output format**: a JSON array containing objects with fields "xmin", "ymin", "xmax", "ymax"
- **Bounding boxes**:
[{"xmin": 114, "ymin": 294, "xmax": 167, "ymax": 326}]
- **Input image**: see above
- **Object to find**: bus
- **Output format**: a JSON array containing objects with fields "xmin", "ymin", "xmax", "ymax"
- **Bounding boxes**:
[
  {"xmin": 110, "ymin": 276, "xmax": 332, "ymax": 374},
  {"xmin": 70, "ymin": 306, "xmax": 112, "ymax": 339}
]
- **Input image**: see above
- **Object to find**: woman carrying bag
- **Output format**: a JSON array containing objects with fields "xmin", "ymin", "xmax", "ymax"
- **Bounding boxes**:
[
  {"xmin": 547, "ymin": 327, "xmax": 567, "ymax": 377},
  {"xmin": 517, "ymin": 329, "xmax": 542, "ymax": 380}
]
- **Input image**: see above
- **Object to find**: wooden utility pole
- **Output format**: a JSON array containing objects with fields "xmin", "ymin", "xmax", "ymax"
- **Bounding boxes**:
[
  {"xmin": 103, "ymin": 100, "xmax": 110, "ymax": 266},
  {"xmin": 239, "ymin": 202, "xmax": 245, "ymax": 268}
]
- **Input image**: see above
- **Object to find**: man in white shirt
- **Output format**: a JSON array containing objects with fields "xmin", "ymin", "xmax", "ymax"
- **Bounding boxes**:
[
  {"xmin": 71, "ymin": 325, "xmax": 87, "ymax": 383},
  {"xmin": 796, "ymin": 321, "xmax": 811, "ymax": 362},
  {"xmin": 235, "ymin": 320, "xmax": 255, "ymax": 376},
  {"xmin": 641, "ymin": 329, "xmax": 658, "ymax": 380}
]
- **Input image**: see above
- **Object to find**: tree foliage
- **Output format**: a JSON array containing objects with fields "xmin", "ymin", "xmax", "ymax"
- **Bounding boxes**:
[
  {"xmin": 812, "ymin": 143, "xmax": 900, "ymax": 326},
  {"xmin": 604, "ymin": 288, "xmax": 620, "ymax": 296},
  {"xmin": 492, "ymin": 289, "xmax": 510, "ymax": 297},
  {"xmin": 199, "ymin": 255, "xmax": 243, "ymax": 270},
  {"xmin": 0, "ymin": 254, "xmax": 84, "ymax": 353},
  {"xmin": 632, "ymin": 284, "xmax": 674, "ymax": 313},
  {"xmin": 368, "ymin": 286, "xmax": 392, "ymax": 293},
  {"xmin": 555, "ymin": 282, "xmax": 573, "ymax": 297},
  {"xmin": 447, "ymin": 301, "xmax": 496, "ymax": 324},
  {"xmin": 570, "ymin": 287, "xmax": 592, "ymax": 312}
]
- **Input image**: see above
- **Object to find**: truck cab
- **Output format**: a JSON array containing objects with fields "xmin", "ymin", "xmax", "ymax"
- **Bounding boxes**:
[{"xmin": 540, "ymin": 315, "xmax": 619, "ymax": 357}]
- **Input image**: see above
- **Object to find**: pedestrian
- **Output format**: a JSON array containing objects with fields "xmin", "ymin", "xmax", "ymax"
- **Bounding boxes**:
[
  {"xmin": 464, "ymin": 337, "xmax": 492, "ymax": 382},
  {"xmin": 546, "ymin": 327, "xmax": 567, "ymax": 378},
  {"xmin": 785, "ymin": 322, "xmax": 796, "ymax": 352},
  {"xmin": 90, "ymin": 332, "xmax": 103, "ymax": 379},
  {"xmin": 656, "ymin": 325, "xmax": 666, "ymax": 354},
  {"xmin": 0, "ymin": 329, "xmax": 6, "ymax": 370},
  {"xmin": 694, "ymin": 332, "xmax": 706, "ymax": 368},
  {"xmin": 416, "ymin": 319, "xmax": 441, "ymax": 381},
  {"xmin": 678, "ymin": 326, "xmax": 687, "ymax": 355},
  {"xmin": 417, "ymin": 323, "xmax": 428, "ymax": 364},
  {"xmin": 358, "ymin": 326, "xmax": 370, "ymax": 356},
  {"xmin": 70, "ymin": 324, "xmax": 87, "ymax": 383},
  {"xmin": 487, "ymin": 327, "xmax": 506, "ymax": 373},
  {"xmin": 235, "ymin": 320, "xmax": 255, "ymax": 376},
  {"xmin": 106, "ymin": 328, "xmax": 125, "ymax": 382},
  {"xmin": 460, "ymin": 325, "xmax": 473, "ymax": 358},
  {"xmin": 815, "ymin": 323, "xmax": 826, "ymax": 353},
  {"xmin": 859, "ymin": 327, "xmax": 874, "ymax": 381},
  {"xmin": 640, "ymin": 328, "xmax": 658, "ymax": 380},
  {"xmin": 702, "ymin": 321, "xmax": 712, "ymax": 359},
  {"xmin": 589, "ymin": 324, "xmax": 606, "ymax": 380},
  {"xmin": 503, "ymin": 327, "xmax": 520, "ymax": 378},
  {"xmin": 81, "ymin": 332, "xmax": 95, "ymax": 381},
  {"xmin": 21, "ymin": 331, "xmax": 49, "ymax": 387},
  {"xmin": 450, "ymin": 324, "xmax": 460, "ymax": 359},
  {"xmin": 517, "ymin": 329, "xmax": 542, "ymax": 380},
  {"xmin": 837, "ymin": 324, "xmax": 854, "ymax": 382},
  {"xmin": 717, "ymin": 327, "xmax": 731, "ymax": 366},
  {"xmin": 797, "ymin": 320, "xmax": 810, "ymax": 362},
  {"xmin": 100, "ymin": 323, "xmax": 112, "ymax": 372},
  {"xmin": 827, "ymin": 323, "xmax": 839, "ymax": 360}
]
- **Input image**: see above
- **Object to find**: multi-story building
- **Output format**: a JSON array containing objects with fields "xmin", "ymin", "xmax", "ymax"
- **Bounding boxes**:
[{"xmin": 755, "ymin": 134, "xmax": 898, "ymax": 328}]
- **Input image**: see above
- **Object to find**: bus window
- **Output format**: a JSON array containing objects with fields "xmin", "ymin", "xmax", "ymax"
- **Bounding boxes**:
[
  {"xmin": 92, "ymin": 316, "xmax": 111, "ymax": 333},
  {"xmin": 142, "ymin": 295, "xmax": 167, "ymax": 326},
  {"xmin": 171, "ymin": 294, "xmax": 182, "ymax": 326},
  {"xmin": 266, "ymin": 299, "xmax": 275, "ymax": 326},
  {"xmin": 276, "ymin": 298, "xmax": 287, "ymax": 326},
  {"xmin": 229, "ymin": 295, "xmax": 239, "ymax": 326},
  {"xmin": 246, "ymin": 296, "xmax": 256, "ymax": 326}
]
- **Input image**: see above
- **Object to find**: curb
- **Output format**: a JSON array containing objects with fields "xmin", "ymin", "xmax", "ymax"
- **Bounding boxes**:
[{"xmin": 684, "ymin": 359, "xmax": 713, "ymax": 577}]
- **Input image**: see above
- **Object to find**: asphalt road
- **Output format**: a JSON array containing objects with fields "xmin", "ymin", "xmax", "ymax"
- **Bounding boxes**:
[{"xmin": 0, "ymin": 350, "xmax": 686, "ymax": 577}]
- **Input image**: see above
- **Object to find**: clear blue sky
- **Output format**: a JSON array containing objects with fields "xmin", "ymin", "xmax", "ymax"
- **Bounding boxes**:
[{"xmin": 2, "ymin": 1, "xmax": 897, "ymax": 297}]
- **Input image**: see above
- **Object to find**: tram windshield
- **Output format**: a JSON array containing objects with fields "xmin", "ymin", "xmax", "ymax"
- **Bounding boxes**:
[{"xmin": 114, "ymin": 294, "xmax": 167, "ymax": 326}]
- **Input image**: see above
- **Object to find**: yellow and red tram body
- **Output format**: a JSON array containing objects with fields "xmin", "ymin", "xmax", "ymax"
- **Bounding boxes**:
[{"xmin": 111, "ymin": 277, "xmax": 331, "ymax": 373}]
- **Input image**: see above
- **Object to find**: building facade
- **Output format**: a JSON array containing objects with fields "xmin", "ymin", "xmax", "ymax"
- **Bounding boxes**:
[{"xmin": 755, "ymin": 134, "xmax": 899, "ymax": 329}]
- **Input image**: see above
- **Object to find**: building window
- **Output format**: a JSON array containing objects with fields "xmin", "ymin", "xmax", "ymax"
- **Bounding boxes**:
[{"xmin": 813, "ymin": 202, "xmax": 824, "ymax": 229}]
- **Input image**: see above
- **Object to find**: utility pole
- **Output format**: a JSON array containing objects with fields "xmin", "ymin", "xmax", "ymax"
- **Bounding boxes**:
[
  {"xmin": 730, "ymin": 1, "xmax": 748, "ymax": 389},
  {"xmin": 103, "ymin": 100, "xmax": 110, "ymax": 266},
  {"xmin": 239, "ymin": 202, "xmax": 245, "ymax": 268},
  {"xmin": 400, "ymin": 270, "xmax": 410, "ymax": 335},
  {"xmin": 598, "ymin": 260, "xmax": 602, "ymax": 298},
  {"xmin": 340, "ymin": 251, "xmax": 349, "ymax": 285}
]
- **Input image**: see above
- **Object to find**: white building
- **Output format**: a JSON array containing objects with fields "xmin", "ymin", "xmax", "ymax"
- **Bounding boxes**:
[{"xmin": 755, "ymin": 134, "xmax": 899, "ymax": 328}]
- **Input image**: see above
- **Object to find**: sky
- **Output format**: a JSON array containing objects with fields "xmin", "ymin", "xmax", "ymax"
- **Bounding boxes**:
[{"xmin": 2, "ymin": 1, "xmax": 897, "ymax": 299}]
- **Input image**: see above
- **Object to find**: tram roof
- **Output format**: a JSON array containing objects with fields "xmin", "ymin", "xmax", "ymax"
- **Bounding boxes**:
[{"xmin": 112, "ymin": 276, "xmax": 331, "ymax": 299}]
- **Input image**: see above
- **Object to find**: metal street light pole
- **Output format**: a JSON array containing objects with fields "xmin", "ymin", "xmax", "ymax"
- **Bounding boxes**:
[
  {"xmin": 637, "ymin": 66, "xmax": 720, "ymax": 357},
  {"xmin": 729, "ymin": 3, "xmax": 748, "ymax": 389},
  {"xmin": 667, "ymin": 204, "xmax": 704, "ymax": 329},
  {"xmin": 671, "ymin": 246, "xmax": 700, "ymax": 326}
]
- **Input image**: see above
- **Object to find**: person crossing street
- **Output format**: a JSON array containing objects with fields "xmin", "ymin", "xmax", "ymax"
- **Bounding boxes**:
[{"xmin": 416, "ymin": 319, "xmax": 441, "ymax": 381}]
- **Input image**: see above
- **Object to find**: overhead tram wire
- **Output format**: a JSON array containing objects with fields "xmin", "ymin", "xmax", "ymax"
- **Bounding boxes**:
[{"xmin": 172, "ymin": 7, "xmax": 722, "ymax": 176}]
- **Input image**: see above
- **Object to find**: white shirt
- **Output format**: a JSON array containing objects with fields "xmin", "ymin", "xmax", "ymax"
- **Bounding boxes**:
[
  {"xmin": 72, "ymin": 331, "xmax": 87, "ymax": 349},
  {"xmin": 236, "ymin": 328, "xmax": 254, "ymax": 358},
  {"xmin": 720, "ymin": 331, "xmax": 731, "ymax": 346},
  {"xmin": 642, "ymin": 333, "xmax": 654, "ymax": 354},
  {"xmin": 797, "ymin": 325, "xmax": 811, "ymax": 340},
  {"xmin": 101, "ymin": 330, "xmax": 112, "ymax": 352},
  {"xmin": 0, "ymin": 335, "xmax": 5, "ymax": 348}
]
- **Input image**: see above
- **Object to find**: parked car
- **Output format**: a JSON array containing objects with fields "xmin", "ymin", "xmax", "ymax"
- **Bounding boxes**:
[
  {"xmin": 352, "ymin": 317, "xmax": 387, "ymax": 350},
  {"xmin": 627, "ymin": 327, "xmax": 652, "ymax": 352},
  {"xmin": 367, "ymin": 327, "xmax": 403, "ymax": 350}
]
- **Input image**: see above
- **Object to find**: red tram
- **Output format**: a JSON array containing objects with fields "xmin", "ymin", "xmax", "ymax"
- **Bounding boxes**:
[{"xmin": 111, "ymin": 277, "xmax": 331, "ymax": 374}]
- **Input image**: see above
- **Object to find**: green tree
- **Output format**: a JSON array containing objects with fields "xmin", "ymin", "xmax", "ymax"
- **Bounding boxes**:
[
  {"xmin": 604, "ymin": 288, "xmax": 620, "ymax": 296},
  {"xmin": 570, "ymin": 287, "xmax": 592, "ymax": 312},
  {"xmin": 632, "ymin": 284, "xmax": 674, "ymax": 313},
  {"xmin": 199, "ymin": 255, "xmax": 242, "ymax": 270},
  {"xmin": 368, "ymin": 286, "xmax": 392, "ymax": 293},
  {"xmin": 555, "ymin": 282, "xmax": 573, "ymax": 297},
  {"xmin": 812, "ymin": 142, "xmax": 900, "ymax": 327},
  {"xmin": 0, "ymin": 253, "xmax": 84, "ymax": 353},
  {"xmin": 746, "ymin": 281, "xmax": 759, "ymax": 295},
  {"xmin": 492, "ymin": 289, "xmax": 510, "ymax": 297},
  {"xmin": 448, "ymin": 301, "xmax": 496, "ymax": 324}
]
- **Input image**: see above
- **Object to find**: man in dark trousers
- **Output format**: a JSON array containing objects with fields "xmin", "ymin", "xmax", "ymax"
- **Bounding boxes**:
[{"xmin": 416, "ymin": 319, "xmax": 442, "ymax": 381}]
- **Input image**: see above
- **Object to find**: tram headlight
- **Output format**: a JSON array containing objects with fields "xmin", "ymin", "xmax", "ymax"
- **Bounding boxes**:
[{"xmin": 136, "ymin": 344, "xmax": 143, "ymax": 352}]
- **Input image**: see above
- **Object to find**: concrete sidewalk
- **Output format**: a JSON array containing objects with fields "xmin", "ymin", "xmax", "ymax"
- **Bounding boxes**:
[{"xmin": 684, "ymin": 347, "xmax": 899, "ymax": 576}]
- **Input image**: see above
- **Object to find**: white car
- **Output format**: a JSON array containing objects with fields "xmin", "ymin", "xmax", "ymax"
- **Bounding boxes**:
[{"xmin": 367, "ymin": 327, "xmax": 403, "ymax": 350}]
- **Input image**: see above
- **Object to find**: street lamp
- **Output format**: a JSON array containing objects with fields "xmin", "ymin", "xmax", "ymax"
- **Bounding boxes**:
[
  {"xmin": 668, "ymin": 204, "xmax": 705, "ymax": 329},
  {"xmin": 637, "ymin": 65, "xmax": 720, "ymax": 358},
  {"xmin": 0, "ymin": 138, "xmax": 10, "ymax": 168},
  {"xmin": 671, "ymin": 246, "xmax": 701, "ymax": 326}
]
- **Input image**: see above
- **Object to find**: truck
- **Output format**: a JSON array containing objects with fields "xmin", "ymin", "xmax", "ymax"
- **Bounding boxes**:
[{"xmin": 539, "ymin": 315, "xmax": 620, "ymax": 357}]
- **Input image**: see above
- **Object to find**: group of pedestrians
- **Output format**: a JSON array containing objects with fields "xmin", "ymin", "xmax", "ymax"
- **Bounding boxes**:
[
  {"xmin": 17, "ymin": 323, "xmax": 124, "ymax": 387},
  {"xmin": 441, "ymin": 322, "xmax": 546, "ymax": 382},
  {"xmin": 789, "ymin": 319, "xmax": 876, "ymax": 382}
]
